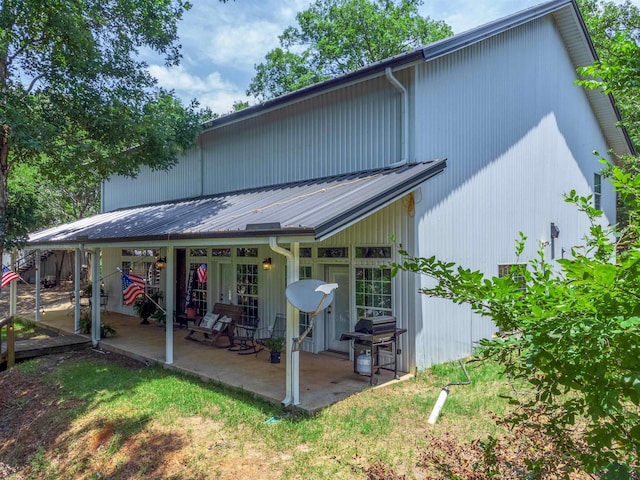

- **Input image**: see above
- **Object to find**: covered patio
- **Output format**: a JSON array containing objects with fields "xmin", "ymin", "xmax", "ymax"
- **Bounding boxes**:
[{"xmin": 34, "ymin": 305, "xmax": 408, "ymax": 413}]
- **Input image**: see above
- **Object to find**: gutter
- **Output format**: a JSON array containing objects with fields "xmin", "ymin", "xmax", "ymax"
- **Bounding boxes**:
[{"xmin": 385, "ymin": 67, "xmax": 409, "ymax": 167}]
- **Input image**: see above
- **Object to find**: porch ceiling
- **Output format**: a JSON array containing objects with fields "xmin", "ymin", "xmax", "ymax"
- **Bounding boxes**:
[{"xmin": 27, "ymin": 159, "xmax": 446, "ymax": 248}]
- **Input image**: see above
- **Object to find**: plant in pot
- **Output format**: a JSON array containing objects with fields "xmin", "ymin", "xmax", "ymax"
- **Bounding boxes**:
[
  {"xmin": 151, "ymin": 309, "xmax": 166, "ymax": 324},
  {"xmin": 264, "ymin": 337, "xmax": 285, "ymax": 364},
  {"xmin": 133, "ymin": 291, "xmax": 163, "ymax": 325},
  {"xmin": 185, "ymin": 302, "xmax": 198, "ymax": 319}
]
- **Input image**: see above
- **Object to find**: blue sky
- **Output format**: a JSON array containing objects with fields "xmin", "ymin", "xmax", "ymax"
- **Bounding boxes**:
[{"xmin": 142, "ymin": 0, "xmax": 638, "ymax": 114}]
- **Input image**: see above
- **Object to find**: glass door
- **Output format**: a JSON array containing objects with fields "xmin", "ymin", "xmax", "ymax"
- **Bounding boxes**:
[
  {"xmin": 325, "ymin": 265, "xmax": 350, "ymax": 353},
  {"xmin": 216, "ymin": 262, "xmax": 234, "ymax": 304}
]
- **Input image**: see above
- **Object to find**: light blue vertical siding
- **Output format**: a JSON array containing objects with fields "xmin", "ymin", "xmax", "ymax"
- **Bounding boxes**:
[
  {"xmin": 103, "ymin": 75, "xmax": 407, "ymax": 211},
  {"xmin": 411, "ymin": 17, "xmax": 617, "ymax": 368}
]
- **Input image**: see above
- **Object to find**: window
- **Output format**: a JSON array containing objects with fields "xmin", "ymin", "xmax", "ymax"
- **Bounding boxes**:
[
  {"xmin": 187, "ymin": 262, "xmax": 208, "ymax": 314},
  {"xmin": 299, "ymin": 265, "xmax": 313, "ymax": 338},
  {"xmin": 594, "ymin": 173, "xmax": 602, "ymax": 210},
  {"xmin": 498, "ymin": 264, "xmax": 527, "ymax": 291},
  {"xmin": 237, "ymin": 264, "xmax": 259, "ymax": 323},
  {"xmin": 355, "ymin": 246, "xmax": 392, "ymax": 259},
  {"xmin": 318, "ymin": 247, "xmax": 348, "ymax": 258},
  {"xmin": 355, "ymin": 267, "xmax": 392, "ymax": 318},
  {"xmin": 121, "ymin": 249, "xmax": 155, "ymax": 257},
  {"xmin": 237, "ymin": 247, "xmax": 258, "ymax": 257},
  {"xmin": 300, "ymin": 247, "xmax": 312, "ymax": 258},
  {"xmin": 211, "ymin": 248, "xmax": 231, "ymax": 257}
]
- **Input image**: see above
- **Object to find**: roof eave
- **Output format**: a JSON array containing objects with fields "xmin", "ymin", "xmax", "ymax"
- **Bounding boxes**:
[{"xmin": 314, "ymin": 160, "xmax": 447, "ymax": 241}]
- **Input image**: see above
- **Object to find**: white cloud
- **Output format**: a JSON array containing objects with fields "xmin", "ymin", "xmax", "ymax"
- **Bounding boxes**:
[
  {"xmin": 177, "ymin": 0, "xmax": 309, "ymax": 75},
  {"xmin": 147, "ymin": 64, "xmax": 248, "ymax": 113}
]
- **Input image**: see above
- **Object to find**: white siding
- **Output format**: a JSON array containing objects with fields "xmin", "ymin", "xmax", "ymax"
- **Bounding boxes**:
[
  {"xmin": 411, "ymin": 17, "xmax": 617, "ymax": 368},
  {"xmin": 102, "ymin": 147, "xmax": 203, "ymax": 212},
  {"xmin": 103, "ymin": 75, "xmax": 407, "ymax": 211}
]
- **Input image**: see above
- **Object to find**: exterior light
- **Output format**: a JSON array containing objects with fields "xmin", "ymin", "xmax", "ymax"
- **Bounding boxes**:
[
  {"xmin": 262, "ymin": 257, "xmax": 272, "ymax": 270},
  {"xmin": 155, "ymin": 257, "xmax": 167, "ymax": 270}
]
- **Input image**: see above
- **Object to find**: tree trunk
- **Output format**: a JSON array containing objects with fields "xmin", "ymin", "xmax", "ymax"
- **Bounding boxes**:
[{"xmin": 0, "ymin": 123, "xmax": 9, "ymax": 276}]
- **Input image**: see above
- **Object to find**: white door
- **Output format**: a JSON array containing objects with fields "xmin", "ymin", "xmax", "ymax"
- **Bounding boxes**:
[
  {"xmin": 325, "ymin": 265, "xmax": 350, "ymax": 353},
  {"xmin": 215, "ymin": 263, "xmax": 234, "ymax": 304}
]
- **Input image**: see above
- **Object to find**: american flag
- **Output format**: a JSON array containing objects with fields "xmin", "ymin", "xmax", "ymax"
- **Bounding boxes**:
[
  {"xmin": 197, "ymin": 263, "xmax": 207, "ymax": 284},
  {"xmin": 128, "ymin": 273, "xmax": 146, "ymax": 287},
  {"xmin": 1, "ymin": 265, "xmax": 20, "ymax": 288},
  {"xmin": 121, "ymin": 273, "xmax": 144, "ymax": 306}
]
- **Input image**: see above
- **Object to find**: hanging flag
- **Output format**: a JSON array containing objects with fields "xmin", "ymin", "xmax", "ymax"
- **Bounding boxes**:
[
  {"xmin": 121, "ymin": 273, "xmax": 144, "ymax": 306},
  {"xmin": 128, "ymin": 272, "xmax": 146, "ymax": 287},
  {"xmin": 197, "ymin": 263, "xmax": 207, "ymax": 284},
  {"xmin": 1, "ymin": 265, "xmax": 20, "ymax": 288}
]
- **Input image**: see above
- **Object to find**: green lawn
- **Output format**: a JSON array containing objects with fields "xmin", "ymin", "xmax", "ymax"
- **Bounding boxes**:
[{"xmin": 1, "ymin": 350, "xmax": 517, "ymax": 479}]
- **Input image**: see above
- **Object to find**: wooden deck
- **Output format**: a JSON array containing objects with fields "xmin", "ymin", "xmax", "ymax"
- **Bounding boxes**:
[{"xmin": 1, "ymin": 334, "xmax": 91, "ymax": 362}]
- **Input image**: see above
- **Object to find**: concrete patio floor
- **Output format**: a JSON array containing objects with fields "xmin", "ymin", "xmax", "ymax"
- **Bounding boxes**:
[{"xmin": 33, "ymin": 306, "xmax": 410, "ymax": 413}]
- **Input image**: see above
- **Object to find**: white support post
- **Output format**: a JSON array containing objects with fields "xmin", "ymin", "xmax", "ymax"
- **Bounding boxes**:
[
  {"xmin": 91, "ymin": 249, "xmax": 101, "ymax": 347},
  {"xmin": 165, "ymin": 247, "xmax": 175, "ymax": 364},
  {"xmin": 34, "ymin": 250, "xmax": 41, "ymax": 321},
  {"xmin": 74, "ymin": 248, "xmax": 82, "ymax": 333},
  {"xmin": 286, "ymin": 243, "xmax": 300, "ymax": 405}
]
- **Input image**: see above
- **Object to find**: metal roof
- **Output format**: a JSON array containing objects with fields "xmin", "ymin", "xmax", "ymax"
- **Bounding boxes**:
[
  {"xmin": 202, "ymin": 0, "xmax": 632, "ymax": 156},
  {"xmin": 27, "ymin": 160, "xmax": 446, "ymax": 248}
]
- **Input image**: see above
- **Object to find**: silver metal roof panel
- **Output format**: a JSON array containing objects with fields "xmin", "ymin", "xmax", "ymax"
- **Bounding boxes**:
[{"xmin": 28, "ymin": 160, "xmax": 446, "ymax": 247}]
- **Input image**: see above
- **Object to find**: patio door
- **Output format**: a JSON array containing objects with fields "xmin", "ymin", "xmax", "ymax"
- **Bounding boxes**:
[
  {"xmin": 325, "ymin": 265, "xmax": 350, "ymax": 353},
  {"xmin": 215, "ymin": 262, "xmax": 234, "ymax": 304}
]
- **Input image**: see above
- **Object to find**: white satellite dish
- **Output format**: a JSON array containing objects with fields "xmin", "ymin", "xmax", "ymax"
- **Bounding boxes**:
[
  {"xmin": 286, "ymin": 279, "xmax": 338, "ymax": 314},
  {"xmin": 285, "ymin": 279, "xmax": 339, "ymax": 350}
]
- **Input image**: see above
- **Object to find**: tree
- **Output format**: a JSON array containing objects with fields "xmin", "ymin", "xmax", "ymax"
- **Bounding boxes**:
[
  {"xmin": 392, "ymin": 172, "xmax": 640, "ymax": 475},
  {"xmin": 577, "ymin": 0, "xmax": 640, "ymax": 148},
  {"xmin": 247, "ymin": 0, "xmax": 452, "ymax": 101},
  {"xmin": 0, "ymin": 0, "xmax": 211, "ymax": 268}
]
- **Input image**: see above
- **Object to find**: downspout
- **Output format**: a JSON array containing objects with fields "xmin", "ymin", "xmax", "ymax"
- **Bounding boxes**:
[
  {"xmin": 385, "ymin": 67, "xmax": 408, "ymax": 167},
  {"xmin": 269, "ymin": 237, "xmax": 300, "ymax": 406}
]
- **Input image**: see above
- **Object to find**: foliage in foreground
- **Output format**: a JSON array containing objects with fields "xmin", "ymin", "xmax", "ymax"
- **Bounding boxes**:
[
  {"xmin": 0, "ymin": 0, "xmax": 207, "ymax": 256},
  {"xmin": 392, "ymin": 162, "xmax": 640, "ymax": 475}
]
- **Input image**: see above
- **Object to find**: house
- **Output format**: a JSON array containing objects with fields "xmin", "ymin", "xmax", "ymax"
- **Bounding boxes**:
[{"xmin": 23, "ymin": 0, "xmax": 632, "ymax": 406}]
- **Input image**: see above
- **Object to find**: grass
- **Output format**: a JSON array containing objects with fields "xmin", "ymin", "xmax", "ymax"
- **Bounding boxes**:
[
  {"xmin": 0, "ymin": 316, "xmax": 37, "ymax": 341},
  {"xmin": 2, "ymin": 351, "xmax": 515, "ymax": 479}
]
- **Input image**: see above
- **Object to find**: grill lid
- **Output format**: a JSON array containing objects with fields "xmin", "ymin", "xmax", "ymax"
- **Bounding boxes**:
[{"xmin": 354, "ymin": 316, "xmax": 396, "ymax": 335}]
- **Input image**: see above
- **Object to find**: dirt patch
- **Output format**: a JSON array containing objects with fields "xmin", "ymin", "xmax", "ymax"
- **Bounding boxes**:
[{"xmin": 0, "ymin": 282, "xmax": 73, "ymax": 319}]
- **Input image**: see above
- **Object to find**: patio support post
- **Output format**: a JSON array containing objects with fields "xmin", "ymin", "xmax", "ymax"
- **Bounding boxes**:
[
  {"xmin": 9, "ymin": 249, "xmax": 17, "ymax": 317},
  {"xmin": 74, "ymin": 247, "xmax": 82, "ymax": 333},
  {"xmin": 270, "ymin": 237, "xmax": 300, "ymax": 407},
  {"xmin": 91, "ymin": 248, "xmax": 101, "ymax": 347},
  {"xmin": 165, "ymin": 247, "xmax": 175, "ymax": 364},
  {"xmin": 34, "ymin": 249, "xmax": 41, "ymax": 321}
]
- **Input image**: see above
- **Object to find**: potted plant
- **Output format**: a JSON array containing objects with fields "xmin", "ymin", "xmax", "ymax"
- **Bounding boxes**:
[
  {"xmin": 264, "ymin": 337, "xmax": 285, "ymax": 364},
  {"xmin": 134, "ymin": 291, "xmax": 163, "ymax": 325},
  {"xmin": 185, "ymin": 302, "xmax": 198, "ymax": 319},
  {"xmin": 152, "ymin": 309, "xmax": 166, "ymax": 324}
]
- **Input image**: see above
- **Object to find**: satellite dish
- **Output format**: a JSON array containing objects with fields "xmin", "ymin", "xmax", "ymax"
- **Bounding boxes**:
[
  {"xmin": 286, "ymin": 279, "xmax": 338, "ymax": 314},
  {"xmin": 285, "ymin": 279, "xmax": 339, "ymax": 350}
]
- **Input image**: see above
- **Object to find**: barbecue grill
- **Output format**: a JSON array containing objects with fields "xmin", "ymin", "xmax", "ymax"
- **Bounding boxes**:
[{"xmin": 340, "ymin": 316, "xmax": 407, "ymax": 385}]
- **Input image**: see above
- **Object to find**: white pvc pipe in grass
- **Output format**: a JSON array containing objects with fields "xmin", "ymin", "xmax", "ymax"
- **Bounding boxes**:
[
  {"xmin": 428, "ymin": 387, "xmax": 450, "ymax": 424},
  {"xmin": 427, "ymin": 360, "xmax": 471, "ymax": 425}
]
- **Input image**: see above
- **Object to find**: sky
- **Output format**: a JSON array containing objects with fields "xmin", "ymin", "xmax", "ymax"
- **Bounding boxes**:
[{"xmin": 142, "ymin": 0, "xmax": 639, "ymax": 114}]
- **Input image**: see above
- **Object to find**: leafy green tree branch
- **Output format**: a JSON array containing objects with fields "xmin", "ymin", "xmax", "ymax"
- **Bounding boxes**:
[{"xmin": 392, "ymin": 166, "xmax": 640, "ymax": 474}]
